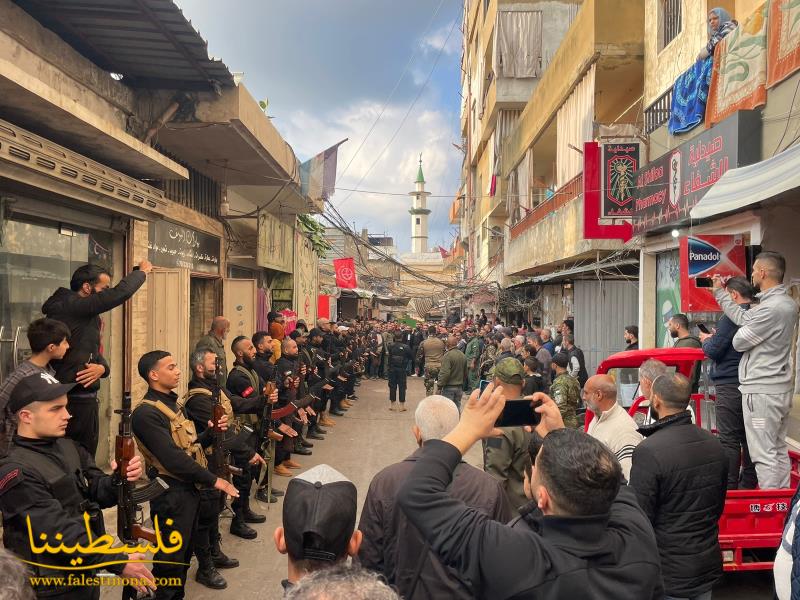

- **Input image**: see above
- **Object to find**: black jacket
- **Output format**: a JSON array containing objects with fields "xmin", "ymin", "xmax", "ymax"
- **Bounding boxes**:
[
  {"xmin": 131, "ymin": 388, "xmax": 216, "ymax": 487},
  {"xmin": 359, "ymin": 448, "xmax": 512, "ymax": 600},
  {"xmin": 701, "ymin": 308, "xmax": 748, "ymax": 384},
  {"xmin": 630, "ymin": 411, "xmax": 728, "ymax": 597},
  {"xmin": 0, "ymin": 435, "xmax": 126, "ymax": 596},
  {"xmin": 42, "ymin": 270, "xmax": 146, "ymax": 390},
  {"xmin": 388, "ymin": 342, "xmax": 413, "ymax": 369},
  {"xmin": 397, "ymin": 440, "xmax": 663, "ymax": 600},
  {"xmin": 567, "ymin": 346, "xmax": 589, "ymax": 387}
]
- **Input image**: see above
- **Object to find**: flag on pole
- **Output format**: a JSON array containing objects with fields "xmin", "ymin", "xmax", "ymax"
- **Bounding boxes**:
[
  {"xmin": 300, "ymin": 139, "xmax": 348, "ymax": 203},
  {"xmin": 333, "ymin": 257, "xmax": 357, "ymax": 289}
]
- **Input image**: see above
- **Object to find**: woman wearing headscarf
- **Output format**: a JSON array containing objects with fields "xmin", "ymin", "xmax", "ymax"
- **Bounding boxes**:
[{"xmin": 697, "ymin": 7, "xmax": 738, "ymax": 60}]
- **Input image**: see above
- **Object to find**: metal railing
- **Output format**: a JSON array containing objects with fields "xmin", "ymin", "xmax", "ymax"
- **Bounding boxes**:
[{"xmin": 644, "ymin": 87, "xmax": 674, "ymax": 134}]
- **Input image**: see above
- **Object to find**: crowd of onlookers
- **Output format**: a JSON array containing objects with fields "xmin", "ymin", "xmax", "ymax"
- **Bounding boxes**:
[{"xmin": 266, "ymin": 250, "xmax": 800, "ymax": 599}]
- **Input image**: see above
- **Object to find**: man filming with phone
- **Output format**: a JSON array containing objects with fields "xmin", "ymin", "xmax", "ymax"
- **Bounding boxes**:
[{"xmin": 397, "ymin": 382, "xmax": 663, "ymax": 599}]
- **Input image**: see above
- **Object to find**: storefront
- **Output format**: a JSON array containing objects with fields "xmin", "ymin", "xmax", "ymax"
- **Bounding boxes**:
[
  {"xmin": 146, "ymin": 218, "xmax": 224, "ymax": 393},
  {"xmin": 0, "ymin": 117, "xmax": 170, "ymax": 464},
  {"xmin": 633, "ymin": 111, "xmax": 763, "ymax": 348}
]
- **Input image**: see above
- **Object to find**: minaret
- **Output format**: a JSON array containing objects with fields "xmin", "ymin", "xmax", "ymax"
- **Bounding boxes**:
[{"xmin": 409, "ymin": 154, "xmax": 431, "ymax": 254}]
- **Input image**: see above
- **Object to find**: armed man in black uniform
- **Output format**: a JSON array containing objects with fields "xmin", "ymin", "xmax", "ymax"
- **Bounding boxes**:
[
  {"xmin": 0, "ymin": 373, "xmax": 155, "ymax": 599},
  {"xmin": 226, "ymin": 336, "xmax": 288, "ymax": 537},
  {"xmin": 131, "ymin": 351, "xmax": 238, "ymax": 600},
  {"xmin": 387, "ymin": 337, "xmax": 414, "ymax": 412},
  {"xmin": 252, "ymin": 331, "xmax": 276, "ymax": 383},
  {"xmin": 182, "ymin": 348, "xmax": 267, "ymax": 589},
  {"xmin": 275, "ymin": 339, "xmax": 309, "ymax": 463}
]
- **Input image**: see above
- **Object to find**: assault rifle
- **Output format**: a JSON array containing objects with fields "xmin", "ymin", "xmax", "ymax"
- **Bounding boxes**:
[
  {"xmin": 115, "ymin": 391, "xmax": 168, "ymax": 545},
  {"xmin": 209, "ymin": 357, "xmax": 243, "ymax": 481}
]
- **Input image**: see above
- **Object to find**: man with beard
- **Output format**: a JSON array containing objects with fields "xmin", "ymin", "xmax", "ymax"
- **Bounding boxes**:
[
  {"xmin": 182, "ymin": 348, "xmax": 266, "ymax": 588},
  {"xmin": 713, "ymin": 251, "xmax": 799, "ymax": 489},
  {"xmin": 251, "ymin": 331, "xmax": 276, "ymax": 383},
  {"xmin": 292, "ymin": 329, "xmax": 324, "ymax": 442},
  {"xmin": 227, "ymin": 336, "xmax": 293, "ymax": 538},
  {"xmin": 309, "ymin": 328, "xmax": 339, "ymax": 425},
  {"xmin": 667, "ymin": 315, "xmax": 701, "ymax": 349},
  {"xmin": 195, "ymin": 316, "xmax": 231, "ymax": 385},
  {"xmin": 624, "ymin": 325, "xmax": 639, "ymax": 351},
  {"xmin": 42, "ymin": 261, "xmax": 151, "ymax": 456}
]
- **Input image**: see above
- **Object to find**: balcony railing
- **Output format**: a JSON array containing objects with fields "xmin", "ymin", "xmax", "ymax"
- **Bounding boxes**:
[
  {"xmin": 644, "ymin": 87, "xmax": 673, "ymax": 134},
  {"xmin": 510, "ymin": 172, "xmax": 583, "ymax": 240}
]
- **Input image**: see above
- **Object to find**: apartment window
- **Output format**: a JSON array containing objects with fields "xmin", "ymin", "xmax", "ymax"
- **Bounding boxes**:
[{"xmin": 659, "ymin": 0, "xmax": 682, "ymax": 50}]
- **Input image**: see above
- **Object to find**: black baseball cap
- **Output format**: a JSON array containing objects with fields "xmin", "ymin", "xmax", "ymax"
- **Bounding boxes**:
[
  {"xmin": 282, "ymin": 464, "xmax": 357, "ymax": 562},
  {"xmin": 308, "ymin": 328, "xmax": 325, "ymax": 339},
  {"xmin": 7, "ymin": 373, "xmax": 76, "ymax": 413}
]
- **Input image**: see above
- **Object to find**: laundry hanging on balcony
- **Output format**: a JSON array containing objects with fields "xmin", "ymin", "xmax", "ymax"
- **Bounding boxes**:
[{"xmin": 668, "ymin": 57, "xmax": 714, "ymax": 135}]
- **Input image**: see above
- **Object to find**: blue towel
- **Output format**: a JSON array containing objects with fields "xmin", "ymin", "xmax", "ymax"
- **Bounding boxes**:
[{"xmin": 668, "ymin": 57, "xmax": 713, "ymax": 135}]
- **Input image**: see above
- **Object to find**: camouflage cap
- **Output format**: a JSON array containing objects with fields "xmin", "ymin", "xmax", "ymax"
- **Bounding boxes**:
[{"xmin": 494, "ymin": 357, "xmax": 525, "ymax": 385}]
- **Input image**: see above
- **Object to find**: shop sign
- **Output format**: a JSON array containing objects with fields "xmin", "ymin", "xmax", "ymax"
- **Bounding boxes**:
[
  {"xmin": 679, "ymin": 234, "xmax": 746, "ymax": 312},
  {"xmin": 147, "ymin": 221, "xmax": 220, "ymax": 274},
  {"xmin": 602, "ymin": 143, "xmax": 639, "ymax": 218},
  {"xmin": 632, "ymin": 111, "xmax": 761, "ymax": 234}
]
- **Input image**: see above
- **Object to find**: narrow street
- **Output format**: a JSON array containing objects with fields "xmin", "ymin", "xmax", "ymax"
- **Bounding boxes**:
[{"xmin": 101, "ymin": 375, "xmax": 774, "ymax": 600}]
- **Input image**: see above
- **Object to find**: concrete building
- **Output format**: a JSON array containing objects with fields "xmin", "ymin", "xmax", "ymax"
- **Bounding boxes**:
[
  {"xmin": 452, "ymin": 0, "xmax": 581, "ymax": 318},
  {"xmin": 0, "ymin": 0, "xmax": 317, "ymax": 464},
  {"xmin": 633, "ymin": 0, "xmax": 800, "ymax": 418}
]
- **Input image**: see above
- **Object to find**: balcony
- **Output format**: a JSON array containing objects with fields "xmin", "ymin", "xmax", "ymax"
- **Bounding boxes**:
[
  {"xmin": 505, "ymin": 173, "xmax": 621, "ymax": 276},
  {"xmin": 501, "ymin": 0, "xmax": 644, "ymax": 178}
]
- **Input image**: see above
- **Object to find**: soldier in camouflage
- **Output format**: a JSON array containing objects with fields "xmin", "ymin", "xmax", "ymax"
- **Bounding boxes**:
[
  {"xmin": 549, "ymin": 353, "xmax": 580, "ymax": 429},
  {"xmin": 417, "ymin": 326, "xmax": 445, "ymax": 396}
]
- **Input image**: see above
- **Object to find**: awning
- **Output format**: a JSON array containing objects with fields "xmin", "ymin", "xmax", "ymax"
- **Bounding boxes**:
[
  {"xmin": 340, "ymin": 288, "xmax": 375, "ymax": 299},
  {"xmin": 530, "ymin": 258, "xmax": 639, "ymax": 282},
  {"xmin": 13, "ymin": 0, "xmax": 234, "ymax": 90},
  {"xmin": 690, "ymin": 142, "xmax": 800, "ymax": 220}
]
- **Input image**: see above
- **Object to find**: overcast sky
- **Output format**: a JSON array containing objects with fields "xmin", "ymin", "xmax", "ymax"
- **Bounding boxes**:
[{"xmin": 177, "ymin": 0, "xmax": 464, "ymax": 253}]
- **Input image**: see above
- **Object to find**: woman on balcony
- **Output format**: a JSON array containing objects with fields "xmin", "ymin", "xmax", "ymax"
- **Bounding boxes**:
[{"xmin": 697, "ymin": 7, "xmax": 738, "ymax": 61}]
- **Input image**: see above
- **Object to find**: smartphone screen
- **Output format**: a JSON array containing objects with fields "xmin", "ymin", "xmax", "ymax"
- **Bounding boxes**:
[
  {"xmin": 695, "ymin": 277, "xmax": 713, "ymax": 288},
  {"xmin": 697, "ymin": 323, "xmax": 710, "ymax": 334},
  {"xmin": 495, "ymin": 399, "xmax": 542, "ymax": 428}
]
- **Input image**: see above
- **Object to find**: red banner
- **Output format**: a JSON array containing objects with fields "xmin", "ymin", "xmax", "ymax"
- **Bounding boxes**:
[
  {"xmin": 583, "ymin": 142, "xmax": 633, "ymax": 242},
  {"xmin": 679, "ymin": 234, "xmax": 746, "ymax": 312},
  {"xmin": 333, "ymin": 257, "xmax": 357, "ymax": 289}
]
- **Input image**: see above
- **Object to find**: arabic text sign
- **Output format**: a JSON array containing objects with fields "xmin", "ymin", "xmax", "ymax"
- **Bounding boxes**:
[
  {"xmin": 24, "ymin": 513, "xmax": 184, "ymax": 571},
  {"xmin": 148, "ymin": 221, "xmax": 220, "ymax": 274},
  {"xmin": 632, "ymin": 111, "xmax": 761, "ymax": 234}
]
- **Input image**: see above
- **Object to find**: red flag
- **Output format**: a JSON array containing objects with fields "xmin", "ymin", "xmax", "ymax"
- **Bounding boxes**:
[{"xmin": 333, "ymin": 257, "xmax": 357, "ymax": 289}]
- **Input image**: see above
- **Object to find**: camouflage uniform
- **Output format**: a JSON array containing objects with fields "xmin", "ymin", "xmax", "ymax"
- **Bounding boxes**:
[
  {"xmin": 464, "ymin": 335, "xmax": 482, "ymax": 392},
  {"xmin": 550, "ymin": 372, "xmax": 580, "ymax": 429},
  {"xmin": 423, "ymin": 366, "xmax": 440, "ymax": 396}
]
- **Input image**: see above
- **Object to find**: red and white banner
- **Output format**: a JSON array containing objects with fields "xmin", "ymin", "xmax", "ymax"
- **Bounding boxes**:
[{"xmin": 333, "ymin": 257, "xmax": 357, "ymax": 289}]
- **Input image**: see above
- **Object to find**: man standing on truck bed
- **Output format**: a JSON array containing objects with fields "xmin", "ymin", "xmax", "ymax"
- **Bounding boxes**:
[{"xmin": 713, "ymin": 251, "xmax": 799, "ymax": 489}]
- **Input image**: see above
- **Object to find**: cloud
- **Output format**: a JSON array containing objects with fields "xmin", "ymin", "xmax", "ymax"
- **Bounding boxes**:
[
  {"xmin": 421, "ymin": 23, "xmax": 462, "ymax": 57},
  {"xmin": 277, "ymin": 98, "xmax": 461, "ymax": 253}
]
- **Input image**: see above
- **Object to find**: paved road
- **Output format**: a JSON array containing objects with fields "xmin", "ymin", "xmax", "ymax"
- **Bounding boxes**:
[{"xmin": 103, "ymin": 375, "xmax": 775, "ymax": 599}]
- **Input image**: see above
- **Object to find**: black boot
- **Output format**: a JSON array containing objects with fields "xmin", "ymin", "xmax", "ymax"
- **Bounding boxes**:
[
  {"xmin": 255, "ymin": 486, "xmax": 278, "ymax": 503},
  {"xmin": 300, "ymin": 438, "xmax": 314, "ymax": 448},
  {"xmin": 210, "ymin": 540, "xmax": 239, "ymax": 569},
  {"xmin": 196, "ymin": 556, "xmax": 227, "ymax": 589},
  {"xmin": 243, "ymin": 506, "xmax": 266, "ymax": 523},
  {"xmin": 230, "ymin": 517, "xmax": 257, "ymax": 539},
  {"xmin": 293, "ymin": 441, "xmax": 312, "ymax": 456},
  {"xmin": 307, "ymin": 430, "xmax": 325, "ymax": 441}
]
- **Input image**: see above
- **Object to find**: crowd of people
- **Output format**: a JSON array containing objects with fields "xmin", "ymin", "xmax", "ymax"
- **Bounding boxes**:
[{"xmin": 0, "ymin": 249, "xmax": 797, "ymax": 599}]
